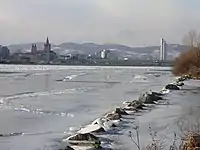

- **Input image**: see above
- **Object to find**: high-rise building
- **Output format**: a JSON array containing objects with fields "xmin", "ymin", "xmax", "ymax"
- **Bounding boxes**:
[{"xmin": 160, "ymin": 38, "xmax": 167, "ymax": 61}]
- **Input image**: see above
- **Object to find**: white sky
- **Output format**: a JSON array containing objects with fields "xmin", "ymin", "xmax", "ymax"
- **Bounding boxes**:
[{"xmin": 0, "ymin": 0, "xmax": 200, "ymax": 46}]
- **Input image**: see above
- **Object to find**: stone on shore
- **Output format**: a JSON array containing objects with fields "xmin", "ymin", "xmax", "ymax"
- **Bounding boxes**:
[
  {"xmin": 176, "ymin": 82, "xmax": 184, "ymax": 86},
  {"xmin": 139, "ymin": 92, "xmax": 163, "ymax": 104},
  {"xmin": 165, "ymin": 84, "xmax": 180, "ymax": 90},
  {"xmin": 78, "ymin": 124, "xmax": 106, "ymax": 134},
  {"xmin": 151, "ymin": 91, "xmax": 163, "ymax": 96},
  {"xmin": 92, "ymin": 118, "xmax": 104, "ymax": 126},
  {"xmin": 159, "ymin": 88, "xmax": 170, "ymax": 94},
  {"xmin": 65, "ymin": 133, "xmax": 100, "ymax": 146},
  {"xmin": 104, "ymin": 112, "xmax": 121, "ymax": 120},
  {"xmin": 126, "ymin": 100, "xmax": 144, "ymax": 110},
  {"xmin": 150, "ymin": 92, "xmax": 163, "ymax": 100},
  {"xmin": 87, "ymin": 148, "xmax": 113, "ymax": 150},
  {"xmin": 177, "ymin": 75, "xmax": 191, "ymax": 82},
  {"xmin": 177, "ymin": 77, "xmax": 186, "ymax": 82},
  {"xmin": 93, "ymin": 118, "xmax": 118, "ymax": 129},
  {"xmin": 63, "ymin": 146, "xmax": 75, "ymax": 150},
  {"xmin": 114, "ymin": 107, "xmax": 128, "ymax": 115}
]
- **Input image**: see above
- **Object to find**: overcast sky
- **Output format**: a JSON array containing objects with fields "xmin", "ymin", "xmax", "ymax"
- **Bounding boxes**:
[{"xmin": 0, "ymin": 0, "xmax": 200, "ymax": 46}]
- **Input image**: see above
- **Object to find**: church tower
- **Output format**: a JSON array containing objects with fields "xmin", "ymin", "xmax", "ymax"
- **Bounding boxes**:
[
  {"xmin": 31, "ymin": 44, "xmax": 37, "ymax": 54},
  {"xmin": 44, "ymin": 37, "xmax": 51, "ymax": 52},
  {"xmin": 44, "ymin": 37, "xmax": 51, "ymax": 64}
]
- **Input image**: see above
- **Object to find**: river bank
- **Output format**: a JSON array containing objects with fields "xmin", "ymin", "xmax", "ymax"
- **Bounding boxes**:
[{"xmin": 60, "ymin": 75, "xmax": 200, "ymax": 150}]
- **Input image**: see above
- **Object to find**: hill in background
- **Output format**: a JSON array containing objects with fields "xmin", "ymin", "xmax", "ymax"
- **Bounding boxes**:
[{"xmin": 7, "ymin": 42, "xmax": 190, "ymax": 60}]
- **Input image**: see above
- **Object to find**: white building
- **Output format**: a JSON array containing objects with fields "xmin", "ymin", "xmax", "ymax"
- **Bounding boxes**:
[
  {"xmin": 160, "ymin": 38, "xmax": 167, "ymax": 61},
  {"xmin": 100, "ymin": 50, "xmax": 107, "ymax": 59}
]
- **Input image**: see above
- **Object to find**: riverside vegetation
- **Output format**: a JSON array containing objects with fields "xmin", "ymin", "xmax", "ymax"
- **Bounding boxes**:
[
  {"xmin": 173, "ymin": 30, "xmax": 200, "ymax": 79},
  {"xmin": 172, "ymin": 47, "xmax": 200, "ymax": 78}
]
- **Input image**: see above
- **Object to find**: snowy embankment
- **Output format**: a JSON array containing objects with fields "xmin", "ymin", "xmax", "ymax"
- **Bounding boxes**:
[{"xmin": 60, "ymin": 75, "xmax": 191, "ymax": 150}]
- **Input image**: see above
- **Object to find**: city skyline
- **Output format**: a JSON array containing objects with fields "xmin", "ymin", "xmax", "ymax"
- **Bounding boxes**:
[
  {"xmin": 0, "ymin": 36, "xmax": 189, "ymax": 64},
  {"xmin": 0, "ymin": 0, "xmax": 200, "ymax": 46}
]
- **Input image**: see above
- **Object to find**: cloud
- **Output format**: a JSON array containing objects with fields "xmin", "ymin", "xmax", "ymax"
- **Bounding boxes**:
[{"xmin": 0, "ymin": 0, "xmax": 200, "ymax": 46}]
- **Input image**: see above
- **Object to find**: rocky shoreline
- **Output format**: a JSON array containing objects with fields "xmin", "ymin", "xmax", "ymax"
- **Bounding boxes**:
[{"xmin": 60, "ymin": 75, "xmax": 191, "ymax": 150}]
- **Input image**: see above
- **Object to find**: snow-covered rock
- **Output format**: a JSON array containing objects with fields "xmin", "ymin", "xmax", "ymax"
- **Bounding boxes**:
[
  {"xmin": 64, "ymin": 133, "xmax": 100, "ymax": 146},
  {"xmin": 104, "ymin": 112, "xmax": 121, "ymax": 120},
  {"xmin": 78, "ymin": 124, "xmax": 106, "ymax": 134}
]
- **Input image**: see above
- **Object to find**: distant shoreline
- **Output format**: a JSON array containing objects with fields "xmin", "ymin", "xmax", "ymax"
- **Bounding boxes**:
[{"xmin": 0, "ymin": 61, "xmax": 173, "ymax": 67}]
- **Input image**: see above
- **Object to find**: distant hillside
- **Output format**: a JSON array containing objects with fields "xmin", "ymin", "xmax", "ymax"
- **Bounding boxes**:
[{"xmin": 7, "ymin": 42, "xmax": 190, "ymax": 60}]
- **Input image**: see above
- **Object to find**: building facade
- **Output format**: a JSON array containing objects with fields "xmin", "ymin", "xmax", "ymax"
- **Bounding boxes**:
[
  {"xmin": 0, "ymin": 46, "xmax": 10, "ymax": 60},
  {"xmin": 100, "ymin": 50, "xmax": 108, "ymax": 59},
  {"xmin": 160, "ymin": 38, "xmax": 167, "ymax": 61}
]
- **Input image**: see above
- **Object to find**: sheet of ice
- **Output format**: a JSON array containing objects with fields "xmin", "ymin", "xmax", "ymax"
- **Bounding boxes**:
[{"xmin": 0, "ymin": 65, "xmax": 198, "ymax": 150}]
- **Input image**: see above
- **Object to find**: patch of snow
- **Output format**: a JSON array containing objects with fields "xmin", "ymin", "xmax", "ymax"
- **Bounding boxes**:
[{"xmin": 77, "ymin": 124, "xmax": 105, "ymax": 134}]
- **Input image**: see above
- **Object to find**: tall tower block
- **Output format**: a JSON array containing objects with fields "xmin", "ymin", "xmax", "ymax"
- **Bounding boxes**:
[{"xmin": 160, "ymin": 38, "xmax": 167, "ymax": 61}]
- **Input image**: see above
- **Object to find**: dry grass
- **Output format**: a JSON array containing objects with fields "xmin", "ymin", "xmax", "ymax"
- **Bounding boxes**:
[
  {"xmin": 141, "ymin": 115, "xmax": 200, "ymax": 150},
  {"xmin": 180, "ymin": 134, "xmax": 200, "ymax": 150},
  {"xmin": 177, "ymin": 114, "xmax": 200, "ymax": 150}
]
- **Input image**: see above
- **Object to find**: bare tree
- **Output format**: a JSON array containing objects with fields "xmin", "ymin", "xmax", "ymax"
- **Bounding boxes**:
[
  {"xmin": 196, "ymin": 33, "xmax": 200, "ymax": 48},
  {"xmin": 182, "ymin": 30, "xmax": 198, "ymax": 47},
  {"xmin": 175, "ymin": 30, "xmax": 200, "ymax": 77}
]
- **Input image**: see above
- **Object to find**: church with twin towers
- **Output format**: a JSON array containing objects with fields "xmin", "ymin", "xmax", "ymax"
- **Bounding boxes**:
[{"xmin": 30, "ymin": 37, "xmax": 57, "ymax": 64}]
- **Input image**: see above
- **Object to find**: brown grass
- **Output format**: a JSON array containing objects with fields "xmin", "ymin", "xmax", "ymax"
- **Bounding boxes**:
[{"xmin": 179, "ymin": 134, "xmax": 200, "ymax": 150}]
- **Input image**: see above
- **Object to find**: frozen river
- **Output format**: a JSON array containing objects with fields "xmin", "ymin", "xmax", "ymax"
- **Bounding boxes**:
[{"xmin": 0, "ymin": 65, "xmax": 199, "ymax": 150}]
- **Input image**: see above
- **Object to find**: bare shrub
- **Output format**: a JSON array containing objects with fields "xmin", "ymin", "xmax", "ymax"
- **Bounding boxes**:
[
  {"xmin": 145, "ymin": 126, "xmax": 165, "ymax": 150},
  {"xmin": 173, "ymin": 30, "xmax": 200, "ymax": 78},
  {"xmin": 172, "ymin": 47, "xmax": 200, "ymax": 78},
  {"xmin": 128, "ymin": 109, "xmax": 200, "ymax": 150},
  {"xmin": 129, "ymin": 124, "xmax": 141, "ymax": 150},
  {"xmin": 176, "ymin": 112, "xmax": 200, "ymax": 149}
]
